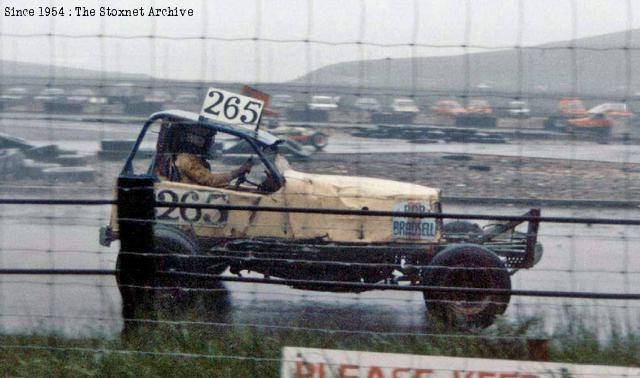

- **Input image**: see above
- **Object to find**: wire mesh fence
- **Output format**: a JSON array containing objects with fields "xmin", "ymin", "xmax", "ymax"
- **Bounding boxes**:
[{"xmin": 1, "ymin": 0, "xmax": 640, "ymax": 375}]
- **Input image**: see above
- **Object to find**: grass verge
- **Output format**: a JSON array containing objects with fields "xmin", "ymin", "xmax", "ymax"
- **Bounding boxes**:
[{"xmin": 0, "ymin": 311, "xmax": 639, "ymax": 377}]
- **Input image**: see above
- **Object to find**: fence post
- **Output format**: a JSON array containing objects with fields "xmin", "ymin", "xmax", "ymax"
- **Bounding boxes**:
[{"xmin": 116, "ymin": 175, "xmax": 155, "ymax": 333}]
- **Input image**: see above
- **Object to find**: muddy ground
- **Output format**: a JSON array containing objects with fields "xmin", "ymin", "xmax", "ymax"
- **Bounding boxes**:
[
  {"xmin": 3, "ymin": 151, "xmax": 639, "ymax": 202},
  {"xmin": 290, "ymin": 152, "xmax": 640, "ymax": 201}
]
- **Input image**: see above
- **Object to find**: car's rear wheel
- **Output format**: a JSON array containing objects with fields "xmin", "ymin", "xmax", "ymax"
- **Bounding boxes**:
[
  {"xmin": 310, "ymin": 132, "xmax": 329, "ymax": 150},
  {"xmin": 117, "ymin": 225, "xmax": 228, "ymax": 316},
  {"xmin": 422, "ymin": 244, "xmax": 511, "ymax": 329}
]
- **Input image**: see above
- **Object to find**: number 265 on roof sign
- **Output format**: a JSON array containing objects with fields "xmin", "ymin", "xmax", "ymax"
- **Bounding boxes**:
[{"xmin": 200, "ymin": 87, "xmax": 265, "ymax": 126}]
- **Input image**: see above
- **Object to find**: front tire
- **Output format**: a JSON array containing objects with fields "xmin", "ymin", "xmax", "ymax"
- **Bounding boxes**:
[{"xmin": 422, "ymin": 244, "xmax": 511, "ymax": 329}]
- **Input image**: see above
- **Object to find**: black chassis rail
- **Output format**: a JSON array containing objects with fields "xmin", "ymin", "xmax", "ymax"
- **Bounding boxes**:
[{"xmin": 202, "ymin": 208, "xmax": 541, "ymax": 276}]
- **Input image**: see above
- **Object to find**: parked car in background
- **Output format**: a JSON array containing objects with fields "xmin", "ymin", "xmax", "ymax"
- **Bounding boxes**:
[
  {"xmin": 34, "ymin": 87, "xmax": 65, "ymax": 102},
  {"xmin": 67, "ymin": 88, "xmax": 108, "ymax": 104},
  {"xmin": 1, "ymin": 87, "xmax": 29, "ymax": 102},
  {"xmin": 144, "ymin": 90, "xmax": 172, "ymax": 104},
  {"xmin": 370, "ymin": 97, "xmax": 420, "ymax": 124},
  {"xmin": 174, "ymin": 91, "xmax": 199, "ymax": 105},
  {"xmin": 391, "ymin": 98, "xmax": 420, "ymax": 114},
  {"xmin": 0, "ymin": 87, "xmax": 29, "ymax": 109},
  {"xmin": 307, "ymin": 95, "xmax": 338, "ymax": 111},
  {"xmin": 507, "ymin": 101, "xmax": 530, "ymax": 118},
  {"xmin": 271, "ymin": 94, "xmax": 296, "ymax": 111},
  {"xmin": 107, "ymin": 82, "xmax": 142, "ymax": 105},
  {"xmin": 354, "ymin": 97, "xmax": 381, "ymax": 112},
  {"xmin": 466, "ymin": 99, "xmax": 493, "ymax": 115},
  {"xmin": 431, "ymin": 100, "xmax": 467, "ymax": 117},
  {"xmin": 455, "ymin": 99, "xmax": 497, "ymax": 127},
  {"xmin": 544, "ymin": 97, "xmax": 589, "ymax": 130}
]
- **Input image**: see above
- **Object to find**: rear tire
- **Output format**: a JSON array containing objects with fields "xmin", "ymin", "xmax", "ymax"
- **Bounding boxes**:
[
  {"xmin": 422, "ymin": 244, "xmax": 511, "ymax": 329},
  {"xmin": 310, "ymin": 132, "xmax": 329, "ymax": 150},
  {"xmin": 117, "ymin": 225, "xmax": 229, "ymax": 317}
]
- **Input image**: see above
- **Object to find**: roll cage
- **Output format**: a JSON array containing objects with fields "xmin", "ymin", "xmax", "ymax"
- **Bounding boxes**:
[{"xmin": 121, "ymin": 110, "xmax": 286, "ymax": 188}]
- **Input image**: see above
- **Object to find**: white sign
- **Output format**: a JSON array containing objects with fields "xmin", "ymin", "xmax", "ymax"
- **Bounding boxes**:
[
  {"xmin": 281, "ymin": 347, "xmax": 640, "ymax": 378},
  {"xmin": 200, "ymin": 87, "xmax": 265, "ymax": 126},
  {"xmin": 392, "ymin": 201, "xmax": 436, "ymax": 240}
]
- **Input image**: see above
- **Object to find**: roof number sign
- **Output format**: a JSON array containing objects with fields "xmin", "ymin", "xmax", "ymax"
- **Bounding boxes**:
[{"xmin": 200, "ymin": 87, "xmax": 264, "ymax": 126}]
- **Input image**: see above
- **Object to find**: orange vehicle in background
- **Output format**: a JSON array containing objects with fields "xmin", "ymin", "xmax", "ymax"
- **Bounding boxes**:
[
  {"xmin": 544, "ymin": 97, "xmax": 588, "ymax": 129},
  {"xmin": 431, "ymin": 100, "xmax": 467, "ymax": 117},
  {"xmin": 466, "ymin": 99, "xmax": 493, "ymax": 115},
  {"xmin": 565, "ymin": 113, "xmax": 613, "ymax": 142},
  {"xmin": 453, "ymin": 99, "xmax": 497, "ymax": 127},
  {"xmin": 559, "ymin": 97, "xmax": 588, "ymax": 117},
  {"xmin": 545, "ymin": 97, "xmax": 614, "ymax": 142}
]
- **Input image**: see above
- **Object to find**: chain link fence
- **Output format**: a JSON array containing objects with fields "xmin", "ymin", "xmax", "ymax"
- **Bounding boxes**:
[{"xmin": 0, "ymin": 0, "xmax": 639, "ymax": 375}]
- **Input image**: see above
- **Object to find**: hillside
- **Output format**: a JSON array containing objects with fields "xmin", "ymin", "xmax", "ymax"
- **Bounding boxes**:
[
  {"xmin": 0, "ymin": 60, "xmax": 148, "ymax": 81},
  {"xmin": 294, "ymin": 29, "xmax": 640, "ymax": 96}
]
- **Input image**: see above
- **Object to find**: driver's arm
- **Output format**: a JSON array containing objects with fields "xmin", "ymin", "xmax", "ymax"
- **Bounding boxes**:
[{"xmin": 175, "ymin": 154, "xmax": 250, "ymax": 188}]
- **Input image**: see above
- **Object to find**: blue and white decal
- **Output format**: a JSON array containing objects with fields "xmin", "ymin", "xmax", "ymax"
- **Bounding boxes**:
[{"xmin": 392, "ymin": 201, "xmax": 436, "ymax": 240}]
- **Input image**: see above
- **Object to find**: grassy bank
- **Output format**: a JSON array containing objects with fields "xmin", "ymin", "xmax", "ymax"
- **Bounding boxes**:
[{"xmin": 0, "ymin": 314, "xmax": 638, "ymax": 377}]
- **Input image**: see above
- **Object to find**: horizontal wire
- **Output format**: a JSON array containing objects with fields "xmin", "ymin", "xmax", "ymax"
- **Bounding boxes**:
[
  {"xmin": 0, "ymin": 344, "xmax": 634, "ymax": 376},
  {"xmin": 4, "ymin": 279, "xmax": 640, "ymax": 309},
  {"xmin": 0, "ymin": 343, "xmax": 278, "ymax": 362},
  {"xmin": 2, "ymin": 267, "xmax": 639, "ymax": 300},
  {"xmin": 0, "ymin": 312, "xmax": 528, "ymax": 339},
  {"xmin": 2, "ymin": 197, "xmax": 627, "ymax": 226},
  {"xmin": 0, "ymin": 32, "xmax": 638, "ymax": 52},
  {"xmin": 116, "ymin": 251, "xmax": 640, "ymax": 275},
  {"xmin": 153, "ymin": 270, "xmax": 640, "ymax": 300}
]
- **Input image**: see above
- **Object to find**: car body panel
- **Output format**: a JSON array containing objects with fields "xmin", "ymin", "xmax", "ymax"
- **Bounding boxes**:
[
  {"xmin": 104, "ymin": 110, "xmax": 441, "ymax": 245},
  {"xmin": 566, "ymin": 114, "xmax": 612, "ymax": 128},
  {"xmin": 150, "ymin": 165, "xmax": 441, "ymax": 243}
]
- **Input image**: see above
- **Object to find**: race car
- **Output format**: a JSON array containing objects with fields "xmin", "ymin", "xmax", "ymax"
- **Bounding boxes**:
[
  {"xmin": 101, "ymin": 88, "xmax": 543, "ymax": 329},
  {"xmin": 262, "ymin": 116, "xmax": 329, "ymax": 150},
  {"xmin": 565, "ymin": 112, "xmax": 613, "ymax": 143}
]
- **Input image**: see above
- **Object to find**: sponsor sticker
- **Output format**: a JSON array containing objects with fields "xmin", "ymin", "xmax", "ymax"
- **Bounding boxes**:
[{"xmin": 392, "ymin": 201, "xmax": 436, "ymax": 240}]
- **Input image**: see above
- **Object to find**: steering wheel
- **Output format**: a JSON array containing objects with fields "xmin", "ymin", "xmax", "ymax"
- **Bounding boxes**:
[{"xmin": 233, "ymin": 157, "xmax": 260, "ymax": 189}]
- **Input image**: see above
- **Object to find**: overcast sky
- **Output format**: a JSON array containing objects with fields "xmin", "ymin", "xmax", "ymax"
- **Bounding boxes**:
[{"xmin": 0, "ymin": 0, "xmax": 638, "ymax": 82}]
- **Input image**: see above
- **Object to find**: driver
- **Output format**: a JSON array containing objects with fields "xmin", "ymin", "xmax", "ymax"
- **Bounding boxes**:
[{"xmin": 168, "ymin": 125, "xmax": 253, "ymax": 188}]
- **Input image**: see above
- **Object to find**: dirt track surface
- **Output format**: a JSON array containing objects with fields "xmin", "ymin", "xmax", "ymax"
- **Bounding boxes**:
[
  {"xmin": 291, "ymin": 152, "xmax": 640, "ymax": 201},
  {"xmin": 2, "ymin": 151, "xmax": 639, "ymax": 202}
]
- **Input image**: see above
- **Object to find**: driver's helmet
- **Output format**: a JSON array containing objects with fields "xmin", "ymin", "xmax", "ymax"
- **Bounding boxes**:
[{"xmin": 170, "ymin": 124, "xmax": 216, "ymax": 156}]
